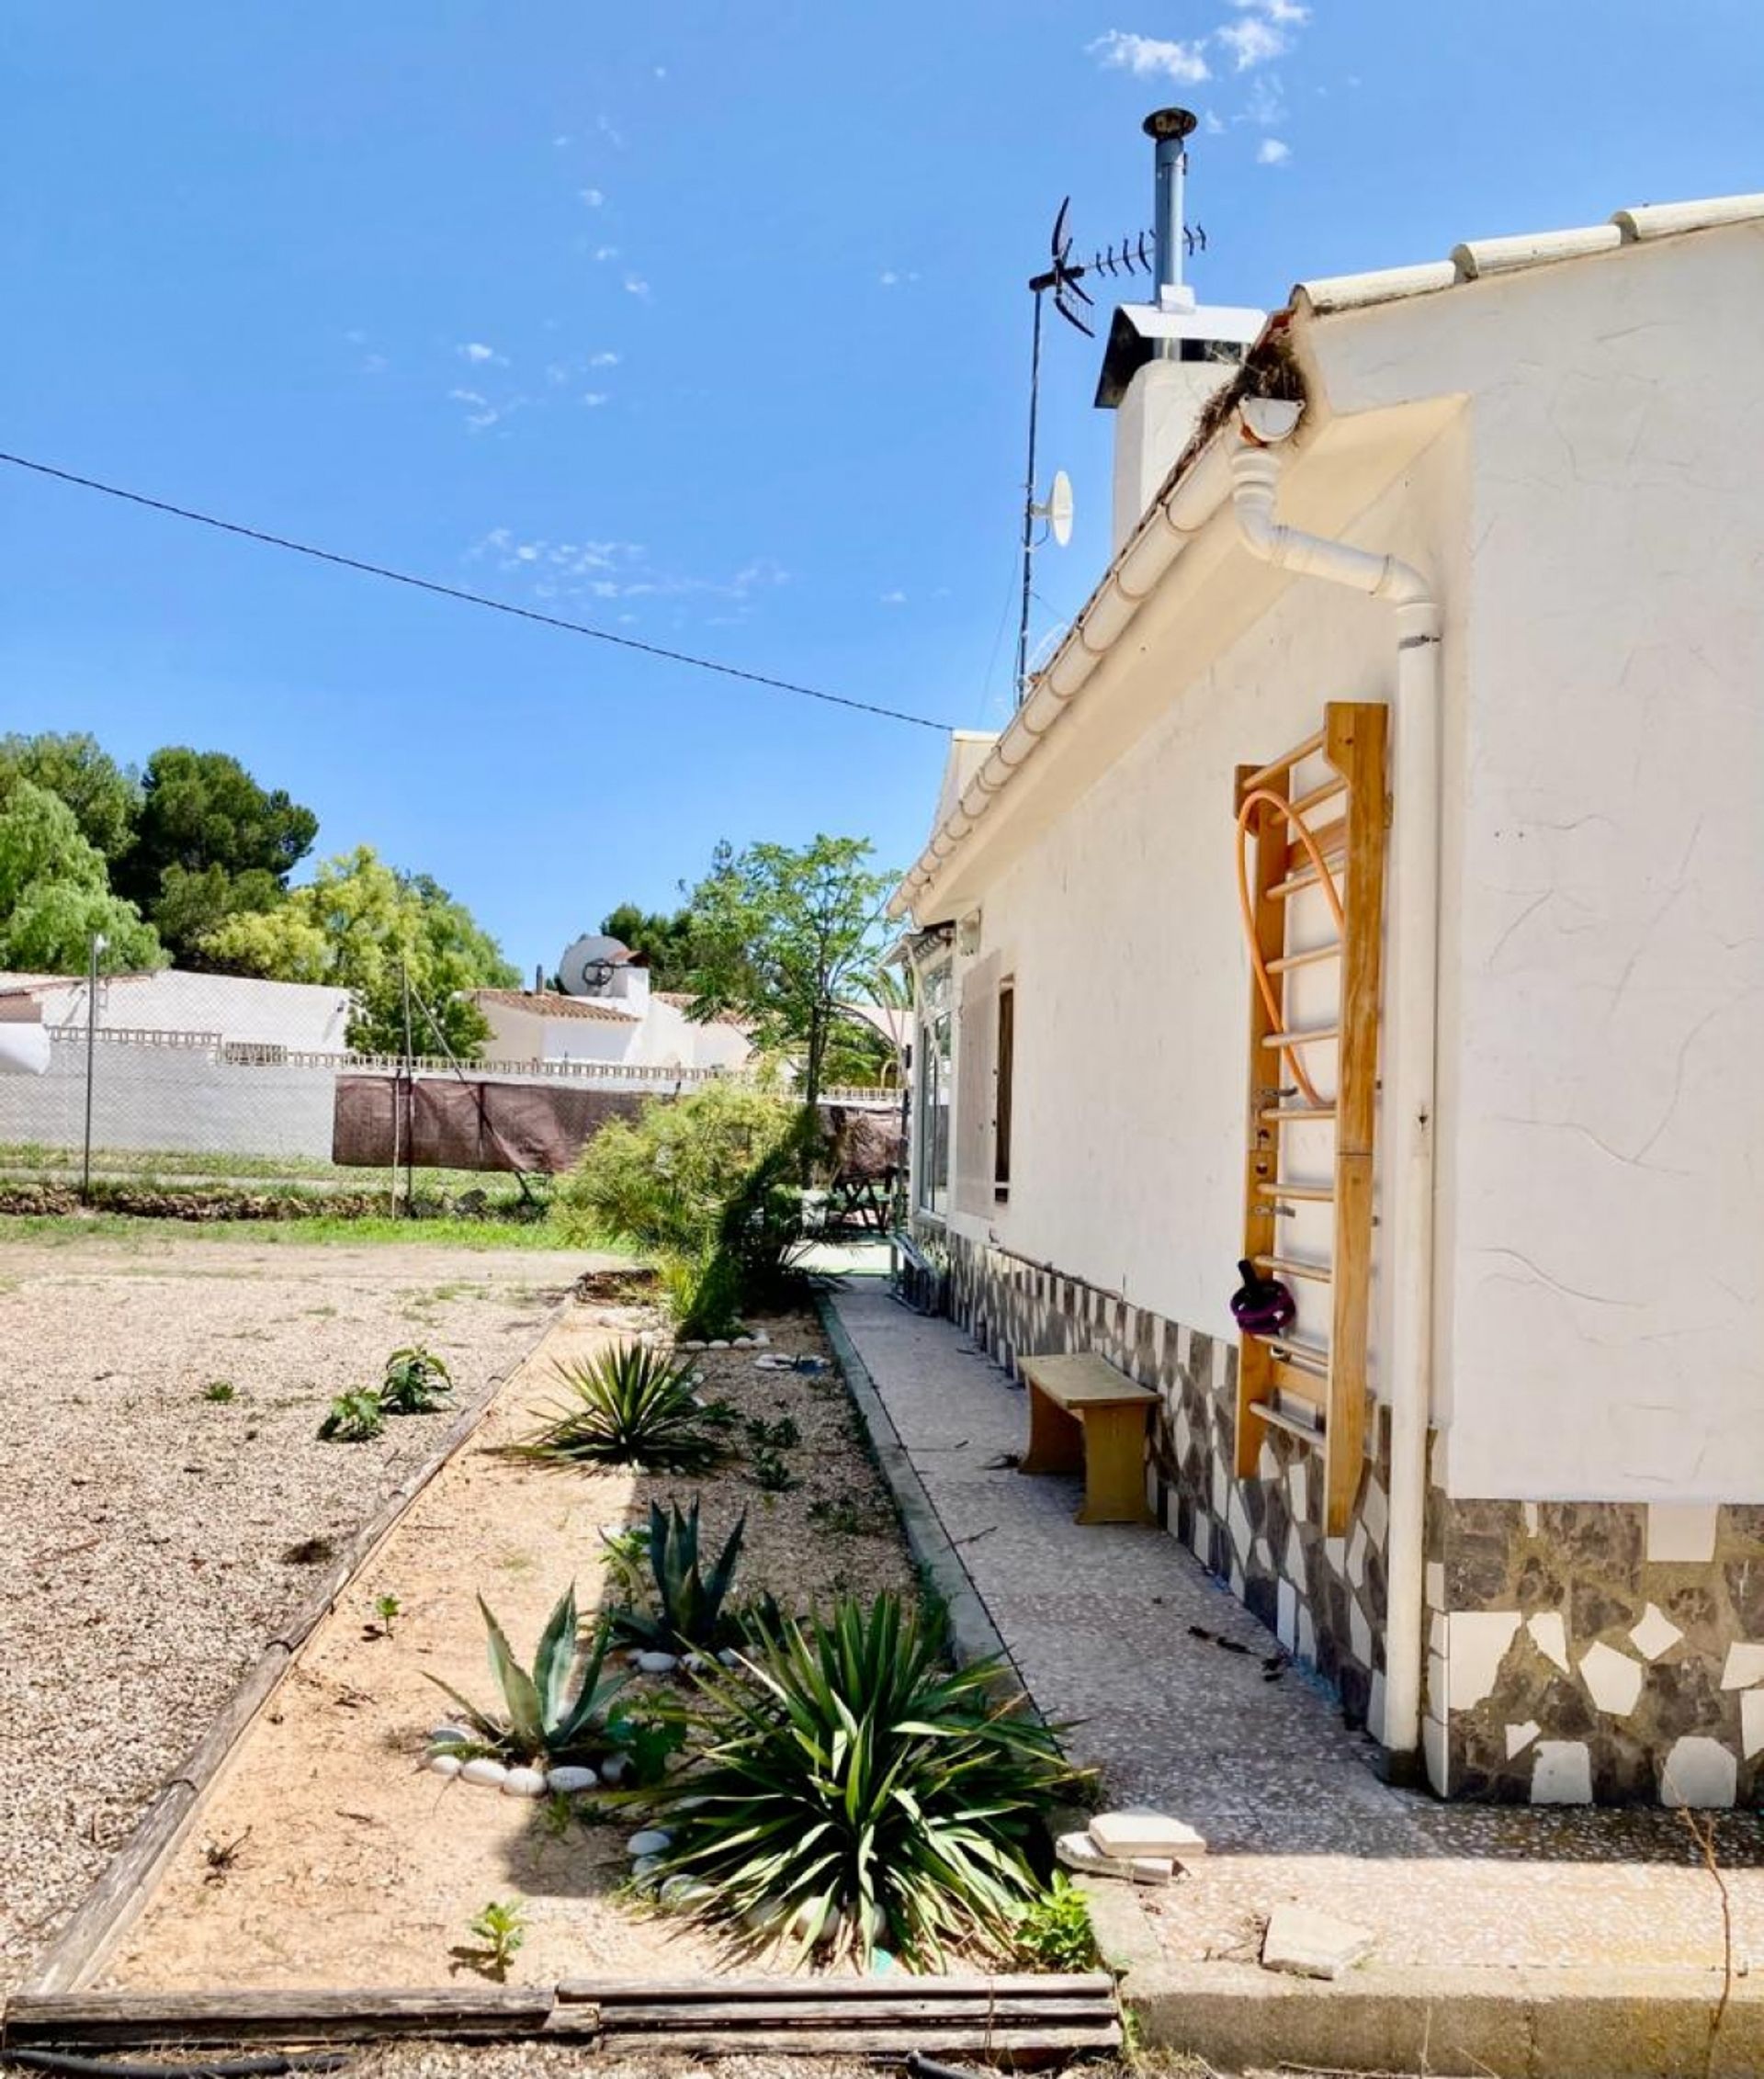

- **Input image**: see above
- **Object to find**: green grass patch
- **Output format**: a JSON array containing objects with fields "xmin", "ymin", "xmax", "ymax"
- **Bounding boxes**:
[{"xmin": 0, "ymin": 1211, "xmax": 619, "ymax": 1252}]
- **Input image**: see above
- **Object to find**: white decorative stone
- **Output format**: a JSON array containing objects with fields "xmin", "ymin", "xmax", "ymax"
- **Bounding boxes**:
[
  {"xmin": 1260, "ymin": 1904, "xmax": 1374, "ymax": 1981},
  {"xmin": 428, "ymin": 1723, "xmax": 472, "ymax": 1747},
  {"xmin": 546, "ymin": 1765, "xmax": 597, "ymax": 1794},
  {"xmin": 734, "ymin": 1336, "xmax": 755, "ymax": 1348},
  {"xmin": 708, "ymin": 1339, "xmax": 729, "ymax": 1350},
  {"xmin": 1532, "ymin": 1741, "xmax": 1592, "ymax": 1804},
  {"xmin": 1447, "ymin": 1611, "xmax": 1522, "ymax": 1710},
  {"xmin": 630, "ymin": 1855, "xmax": 662, "ymax": 1884},
  {"xmin": 718, "ymin": 1647, "xmax": 742, "ymax": 1667},
  {"xmin": 598, "ymin": 1754, "xmax": 629, "ymax": 1785},
  {"xmin": 1742, "ymin": 1691, "xmax": 1764, "ymax": 1760},
  {"xmin": 1721, "ymin": 1643, "xmax": 1764, "ymax": 1690},
  {"xmin": 1579, "ymin": 1641, "xmax": 1645, "ymax": 1717},
  {"xmin": 742, "ymin": 1895, "xmax": 789, "ymax": 1933},
  {"xmin": 1089, "ymin": 1810, "xmax": 1206, "ymax": 1860},
  {"xmin": 459, "ymin": 1757, "xmax": 508, "ymax": 1789},
  {"xmin": 681, "ymin": 1339, "xmax": 707, "ymax": 1350},
  {"xmin": 429, "ymin": 1752, "xmax": 463, "ymax": 1778},
  {"xmin": 1528, "ymin": 1610, "xmax": 1572, "ymax": 1674},
  {"xmin": 1662, "ymin": 1735, "xmax": 1738, "ymax": 1809},
  {"xmin": 503, "ymin": 1767, "xmax": 548, "ymax": 1798},
  {"xmin": 635, "ymin": 1651, "xmax": 680, "ymax": 1675},
  {"xmin": 1629, "ymin": 1604, "xmax": 1682, "ymax": 1662},
  {"xmin": 1056, "ymin": 1830, "xmax": 1112, "ymax": 1874},
  {"xmin": 659, "ymin": 1874, "xmax": 715, "ymax": 1910},
  {"xmin": 1505, "ymin": 1720, "xmax": 1541, "ymax": 1758},
  {"xmin": 628, "ymin": 1828, "xmax": 673, "ymax": 1858},
  {"xmin": 754, "ymin": 1329, "xmax": 770, "ymax": 1345},
  {"xmin": 1646, "ymin": 1504, "xmax": 1718, "ymax": 1565},
  {"xmin": 1129, "ymin": 1857, "xmax": 1176, "ymax": 1886}
]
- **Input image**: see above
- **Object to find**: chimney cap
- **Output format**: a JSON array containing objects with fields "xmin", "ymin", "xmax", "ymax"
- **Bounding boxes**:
[{"xmin": 1143, "ymin": 107, "xmax": 1198, "ymax": 143}]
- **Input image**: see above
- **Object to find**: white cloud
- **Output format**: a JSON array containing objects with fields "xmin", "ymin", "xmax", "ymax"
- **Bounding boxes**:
[
  {"xmin": 880, "ymin": 590, "xmax": 908, "ymax": 605},
  {"xmin": 589, "ymin": 350, "xmax": 620, "ymax": 367},
  {"xmin": 552, "ymin": 134, "xmax": 571, "ymax": 147},
  {"xmin": 580, "ymin": 391, "xmax": 609, "ymax": 407},
  {"xmin": 457, "ymin": 341, "xmax": 505, "ymax": 366},
  {"xmin": 578, "ymin": 186, "xmax": 605, "ymax": 207},
  {"xmin": 593, "ymin": 245, "xmax": 619, "ymax": 263},
  {"xmin": 1257, "ymin": 136, "xmax": 1292, "ymax": 164},
  {"xmin": 467, "ymin": 531, "xmax": 786, "ymax": 608},
  {"xmin": 1232, "ymin": 0, "xmax": 1308, "ymax": 18},
  {"xmin": 1202, "ymin": 107, "xmax": 1225, "ymax": 133},
  {"xmin": 878, "ymin": 268, "xmax": 922, "ymax": 288},
  {"xmin": 1217, "ymin": 15, "xmax": 1287, "ymax": 67},
  {"xmin": 1087, "ymin": 29, "xmax": 1210, "ymax": 83},
  {"xmin": 596, "ymin": 113, "xmax": 625, "ymax": 148},
  {"xmin": 361, "ymin": 352, "xmax": 389, "ymax": 375},
  {"xmin": 1238, "ymin": 73, "xmax": 1286, "ymax": 125},
  {"xmin": 623, "ymin": 275, "xmax": 650, "ymax": 299}
]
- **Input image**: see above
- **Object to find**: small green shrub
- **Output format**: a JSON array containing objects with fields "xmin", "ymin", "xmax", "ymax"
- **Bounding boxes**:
[
  {"xmin": 319, "ymin": 1389, "xmax": 385, "ymax": 1442},
  {"xmin": 373, "ymin": 1593, "xmax": 401, "ymax": 1637},
  {"xmin": 610, "ymin": 1497, "xmax": 748, "ymax": 1654},
  {"xmin": 669, "ymin": 1247, "xmax": 746, "ymax": 1342},
  {"xmin": 1012, "ymin": 1873, "xmax": 1098, "ymax": 1971},
  {"xmin": 379, "ymin": 1344, "xmax": 453, "ymax": 1414},
  {"xmin": 200, "ymin": 1380, "xmax": 236, "ymax": 1404},
  {"xmin": 744, "ymin": 1414, "xmax": 800, "ymax": 1453},
  {"xmin": 468, "ymin": 1898, "xmax": 526, "ymax": 1978},
  {"xmin": 516, "ymin": 1346, "xmax": 728, "ymax": 1474},
  {"xmin": 424, "ymin": 1584, "xmax": 626, "ymax": 1765},
  {"xmin": 750, "ymin": 1448, "xmax": 799, "ymax": 1495},
  {"xmin": 604, "ymin": 1709, "xmax": 688, "ymax": 1786},
  {"xmin": 598, "ymin": 1522, "xmax": 653, "ymax": 1602},
  {"xmin": 643, "ymin": 1593, "xmax": 1075, "ymax": 1966}
]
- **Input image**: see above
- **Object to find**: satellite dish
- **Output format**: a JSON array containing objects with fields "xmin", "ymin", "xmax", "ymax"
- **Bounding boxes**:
[
  {"xmin": 1047, "ymin": 469, "xmax": 1073, "ymax": 548},
  {"xmin": 558, "ymin": 932, "xmax": 629, "ymax": 997}
]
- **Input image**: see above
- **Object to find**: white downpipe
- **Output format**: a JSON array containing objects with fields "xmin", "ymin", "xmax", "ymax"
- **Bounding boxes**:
[{"xmin": 1229, "ymin": 418, "xmax": 1442, "ymax": 1779}]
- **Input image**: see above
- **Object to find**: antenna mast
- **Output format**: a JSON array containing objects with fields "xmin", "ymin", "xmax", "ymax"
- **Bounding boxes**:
[{"xmin": 1013, "ymin": 285, "xmax": 1046, "ymax": 706}]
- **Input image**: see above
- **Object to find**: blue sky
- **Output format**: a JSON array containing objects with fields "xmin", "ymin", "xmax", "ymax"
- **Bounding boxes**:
[{"xmin": 5, "ymin": 2, "xmax": 1759, "ymax": 972}]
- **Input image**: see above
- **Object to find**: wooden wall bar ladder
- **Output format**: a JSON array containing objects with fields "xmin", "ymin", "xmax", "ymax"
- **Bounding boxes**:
[{"xmin": 1234, "ymin": 701, "xmax": 1388, "ymax": 1536}]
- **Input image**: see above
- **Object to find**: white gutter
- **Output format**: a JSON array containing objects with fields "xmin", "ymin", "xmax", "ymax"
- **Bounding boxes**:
[
  {"xmin": 889, "ymin": 428, "xmax": 1239, "ymax": 920},
  {"xmin": 1231, "ymin": 396, "xmax": 1441, "ymax": 1784}
]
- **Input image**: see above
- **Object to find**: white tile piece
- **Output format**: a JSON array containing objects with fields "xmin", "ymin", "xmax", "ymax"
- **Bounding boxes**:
[
  {"xmin": 1532, "ymin": 1741, "xmax": 1592, "ymax": 1804},
  {"xmin": 1629, "ymin": 1604, "xmax": 1682, "ymax": 1662},
  {"xmin": 1425, "ymin": 1560, "xmax": 1446, "ymax": 1610},
  {"xmin": 1276, "ymin": 1577, "xmax": 1297, "ymax": 1653},
  {"xmin": 1261, "ymin": 1904, "xmax": 1374, "ymax": 1981},
  {"xmin": 1505, "ymin": 1720, "xmax": 1541, "ymax": 1758},
  {"xmin": 1579, "ymin": 1641, "xmax": 1645, "ymax": 1717},
  {"xmin": 1743, "ymin": 1692, "xmax": 1764, "ymax": 1761},
  {"xmin": 1646, "ymin": 1503, "xmax": 1718, "ymax": 1564},
  {"xmin": 1367, "ymin": 1669, "xmax": 1386, "ymax": 1745},
  {"xmin": 1446, "ymin": 1611, "xmax": 1521, "ymax": 1711},
  {"xmin": 1422, "ymin": 1714, "xmax": 1450, "ymax": 1795},
  {"xmin": 1296, "ymin": 1605, "xmax": 1316, "ymax": 1664},
  {"xmin": 1721, "ymin": 1643, "xmax": 1764, "ymax": 1690},
  {"xmin": 1346, "ymin": 1522, "xmax": 1368, "ymax": 1588},
  {"xmin": 1521, "ymin": 1501, "xmax": 1540, "ymax": 1534},
  {"xmin": 1090, "ymin": 1810, "xmax": 1207, "ymax": 1859},
  {"xmin": 1661, "ymin": 1736, "xmax": 1737, "ymax": 1810},
  {"xmin": 1350, "ymin": 1595, "xmax": 1373, "ymax": 1669},
  {"xmin": 1528, "ymin": 1610, "xmax": 1572, "ymax": 1674},
  {"xmin": 1361, "ymin": 1477, "xmax": 1389, "ymax": 1551}
]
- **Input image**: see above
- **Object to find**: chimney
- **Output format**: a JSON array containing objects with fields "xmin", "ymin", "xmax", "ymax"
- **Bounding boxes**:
[{"xmin": 1095, "ymin": 109, "xmax": 1264, "ymax": 552}]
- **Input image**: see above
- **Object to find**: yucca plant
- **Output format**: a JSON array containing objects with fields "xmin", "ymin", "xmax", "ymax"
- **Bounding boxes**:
[
  {"xmin": 610, "ymin": 1498, "xmax": 748, "ymax": 1655},
  {"xmin": 379, "ymin": 1344, "xmax": 453, "ymax": 1414},
  {"xmin": 424, "ymin": 1584, "xmax": 626, "ymax": 1765},
  {"xmin": 645, "ymin": 1593, "xmax": 1076, "ymax": 1967},
  {"xmin": 516, "ymin": 1345, "xmax": 728, "ymax": 1473}
]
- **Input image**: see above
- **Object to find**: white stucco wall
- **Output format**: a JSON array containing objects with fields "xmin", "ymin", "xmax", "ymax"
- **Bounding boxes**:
[
  {"xmin": 30, "ymin": 970, "xmax": 352, "ymax": 1051},
  {"xmin": 476, "ymin": 994, "xmax": 751, "ymax": 1072}
]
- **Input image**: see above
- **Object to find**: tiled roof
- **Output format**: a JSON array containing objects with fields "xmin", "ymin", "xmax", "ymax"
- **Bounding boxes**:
[
  {"xmin": 469, "ymin": 988, "xmax": 639, "ymax": 1024},
  {"xmin": 652, "ymin": 990, "xmax": 752, "ymax": 1031},
  {"xmin": 1295, "ymin": 194, "xmax": 1764, "ymax": 315}
]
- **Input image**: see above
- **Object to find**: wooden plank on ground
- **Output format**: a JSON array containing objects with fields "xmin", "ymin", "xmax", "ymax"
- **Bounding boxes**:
[
  {"xmin": 2, "ymin": 1986, "xmax": 556, "ymax": 2048},
  {"xmin": 562, "ymin": 1972, "xmax": 1116, "ymax": 2004},
  {"xmin": 598, "ymin": 2024, "xmax": 1123, "ymax": 2055}
]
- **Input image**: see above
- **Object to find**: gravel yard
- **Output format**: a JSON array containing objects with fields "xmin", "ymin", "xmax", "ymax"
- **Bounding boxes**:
[{"xmin": 0, "ymin": 1229, "xmax": 614, "ymax": 1992}]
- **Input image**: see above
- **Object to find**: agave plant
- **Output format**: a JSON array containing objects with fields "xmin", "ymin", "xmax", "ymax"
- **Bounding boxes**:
[
  {"xmin": 610, "ymin": 1498, "xmax": 748, "ymax": 1654},
  {"xmin": 644, "ymin": 1592, "xmax": 1076, "ymax": 1966},
  {"xmin": 379, "ymin": 1344, "xmax": 453, "ymax": 1415},
  {"xmin": 516, "ymin": 1345, "xmax": 728, "ymax": 1473},
  {"xmin": 425, "ymin": 1584, "xmax": 626, "ymax": 1765}
]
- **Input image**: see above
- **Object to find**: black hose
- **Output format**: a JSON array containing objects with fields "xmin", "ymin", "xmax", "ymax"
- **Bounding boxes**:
[
  {"xmin": 904, "ymin": 2054, "xmax": 984, "ymax": 2079},
  {"xmin": 2, "ymin": 2051, "xmax": 347, "ymax": 2079}
]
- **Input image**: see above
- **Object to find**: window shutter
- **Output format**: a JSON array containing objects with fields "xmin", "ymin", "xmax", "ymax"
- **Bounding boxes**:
[{"xmin": 954, "ymin": 954, "xmax": 1001, "ymax": 1215}]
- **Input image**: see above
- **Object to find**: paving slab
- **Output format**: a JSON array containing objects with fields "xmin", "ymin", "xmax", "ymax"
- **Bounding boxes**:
[{"xmin": 826, "ymin": 1279, "xmax": 1764, "ymax": 2074}]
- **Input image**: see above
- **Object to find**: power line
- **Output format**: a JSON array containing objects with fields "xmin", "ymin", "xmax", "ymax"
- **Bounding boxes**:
[{"xmin": 0, "ymin": 448, "xmax": 956, "ymax": 735}]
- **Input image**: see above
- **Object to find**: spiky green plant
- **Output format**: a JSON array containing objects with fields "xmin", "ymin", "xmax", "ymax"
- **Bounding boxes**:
[
  {"xmin": 644, "ymin": 1593, "xmax": 1075, "ymax": 1966},
  {"xmin": 424, "ymin": 1585, "xmax": 626, "ymax": 1765},
  {"xmin": 610, "ymin": 1498, "xmax": 748, "ymax": 1654},
  {"xmin": 468, "ymin": 1898, "xmax": 526, "ymax": 1978},
  {"xmin": 379, "ymin": 1344, "xmax": 453, "ymax": 1414},
  {"xmin": 319, "ymin": 1389, "xmax": 385, "ymax": 1442},
  {"xmin": 515, "ymin": 1346, "xmax": 727, "ymax": 1473}
]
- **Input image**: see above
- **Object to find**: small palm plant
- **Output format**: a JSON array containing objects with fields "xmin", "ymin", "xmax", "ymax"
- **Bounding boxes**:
[
  {"xmin": 516, "ymin": 1346, "xmax": 728, "ymax": 1473},
  {"xmin": 379, "ymin": 1344, "xmax": 453, "ymax": 1414},
  {"xmin": 644, "ymin": 1593, "xmax": 1076, "ymax": 1966},
  {"xmin": 424, "ymin": 1584, "xmax": 626, "ymax": 1766},
  {"xmin": 610, "ymin": 1498, "xmax": 748, "ymax": 1655}
]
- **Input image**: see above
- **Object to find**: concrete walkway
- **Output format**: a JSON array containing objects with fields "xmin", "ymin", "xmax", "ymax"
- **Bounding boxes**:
[{"xmin": 827, "ymin": 1279, "xmax": 1764, "ymax": 2075}]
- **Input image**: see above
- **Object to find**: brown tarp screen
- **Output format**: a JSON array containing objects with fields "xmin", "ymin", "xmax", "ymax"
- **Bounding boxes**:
[{"xmin": 333, "ymin": 1076, "xmax": 652, "ymax": 1174}]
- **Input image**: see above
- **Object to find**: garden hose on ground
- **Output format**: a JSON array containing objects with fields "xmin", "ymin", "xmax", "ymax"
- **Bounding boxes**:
[{"xmin": 0, "ymin": 2052, "xmax": 348, "ymax": 2079}]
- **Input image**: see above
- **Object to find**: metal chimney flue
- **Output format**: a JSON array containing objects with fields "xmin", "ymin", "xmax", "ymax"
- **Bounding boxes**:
[{"xmin": 1145, "ymin": 107, "xmax": 1198, "ymax": 308}]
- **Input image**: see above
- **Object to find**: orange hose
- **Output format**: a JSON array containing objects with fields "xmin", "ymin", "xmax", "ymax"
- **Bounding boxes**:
[{"xmin": 1236, "ymin": 784, "xmax": 1345, "ymax": 1109}]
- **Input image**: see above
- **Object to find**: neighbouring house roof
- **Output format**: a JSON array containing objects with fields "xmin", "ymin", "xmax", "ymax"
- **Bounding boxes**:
[
  {"xmin": 469, "ymin": 988, "xmax": 639, "ymax": 1024},
  {"xmin": 652, "ymin": 990, "xmax": 753, "ymax": 1033},
  {"xmin": 891, "ymin": 191, "xmax": 1764, "ymax": 922}
]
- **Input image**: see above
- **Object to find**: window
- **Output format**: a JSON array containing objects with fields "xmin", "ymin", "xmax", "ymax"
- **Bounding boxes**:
[
  {"xmin": 994, "ymin": 979, "xmax": 1014, "ymax": 1198},
  {"xmin": 914, "ymin": 960, "xmax": 952, "ymax": 1216}
]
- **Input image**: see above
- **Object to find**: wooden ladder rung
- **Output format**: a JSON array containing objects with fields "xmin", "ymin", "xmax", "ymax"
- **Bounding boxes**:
[
  {"xmin": 1290, "ymin": 773, "xmax": 1347, "ymax": 819},
  {"xmin": 1248, "ymin": 1328, "xmax": 1331, "ymax": 1369},
  {"xmin": 1261, "ymin": 1025, "xmax": 1340, "ymax": 1049},
  {"xmin": 1267, "ymin": 941, "xmax": 1340, "ymax": 976},
  {"xmin": 1253, "ymin": 1181, "xmax": 1335, "ymax": 1203},
  {"xmin": 1270, "ymin": 864, "xmax": 1334, "ymax": 901},
  {"xmin": 1240, "ymin": 728, "xmax": 1326, "ymax": 797},
  {"xmin": 1250, "ymin": 1397, "xmax": 1327, "ymax": 1444},
  {"xmin": 1255, "ymin": 1253, "xmax": 1332, "ymax": 1283},
  {"xmin": 1258, "ymin": 1105, "xmax": 1337, "ymax": 1125}
]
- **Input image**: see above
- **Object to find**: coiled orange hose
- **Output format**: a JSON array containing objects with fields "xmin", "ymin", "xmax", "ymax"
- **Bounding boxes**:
[{"xmin": 1236, "ymin": 785, "xmax": 1345, "ymax": 1110}]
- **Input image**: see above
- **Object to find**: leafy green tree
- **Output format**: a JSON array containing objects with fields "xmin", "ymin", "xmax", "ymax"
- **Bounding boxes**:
[
  {"xmin": 600, "ymin": 901, "xmax": 697, "ymax": 989},
  {"xmin": 116, "ymin": 747, "xmax": 319, "ymax": 965},
  {"xmin": 0, "ymin": 781, "xmax": 162, "ymax": 972},
  {"xmin": 0, "ymin": 731, "xmax": 140, "ymax": 862},
  {"xmin": 681, "ymin": 834, "xmax": 896, "ymax": 1115},
  {"xmin": 202, "ymin": 844, "xmax": 517, "ymax": 1057}
]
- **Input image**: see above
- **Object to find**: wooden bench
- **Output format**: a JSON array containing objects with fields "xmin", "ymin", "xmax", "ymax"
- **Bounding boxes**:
[{"xmin": 1018, "ymin": 1353, "xmax": 1159, "ymax": 1526}]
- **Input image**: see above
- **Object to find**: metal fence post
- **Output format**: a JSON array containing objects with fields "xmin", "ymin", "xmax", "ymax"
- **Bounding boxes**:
[{"xmin": 79, "ymin": 932, "xmax": 106, "ymax": 1203}]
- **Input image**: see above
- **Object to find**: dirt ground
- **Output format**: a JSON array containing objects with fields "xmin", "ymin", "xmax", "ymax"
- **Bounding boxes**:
[
  {"xmin": 107, "ymin": 1301, "xmax": 919, "ymax": 1992},
  {"xmin": 0, "ymin": 1230, "xmax": 616, "ymax": 1992}
]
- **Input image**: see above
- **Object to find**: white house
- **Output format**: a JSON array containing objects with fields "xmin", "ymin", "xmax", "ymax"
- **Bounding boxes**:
[
  {"xmin": 892, "ymin": 122, "xmax": 1764, "ymax": 1808},
  {"xmin": 469, "ymin": 965, "xmax": 752, "ymax": 1074},
  {"xmin": 0, "ymin": 968, "xmax": 352, "ymax": 1054}
]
